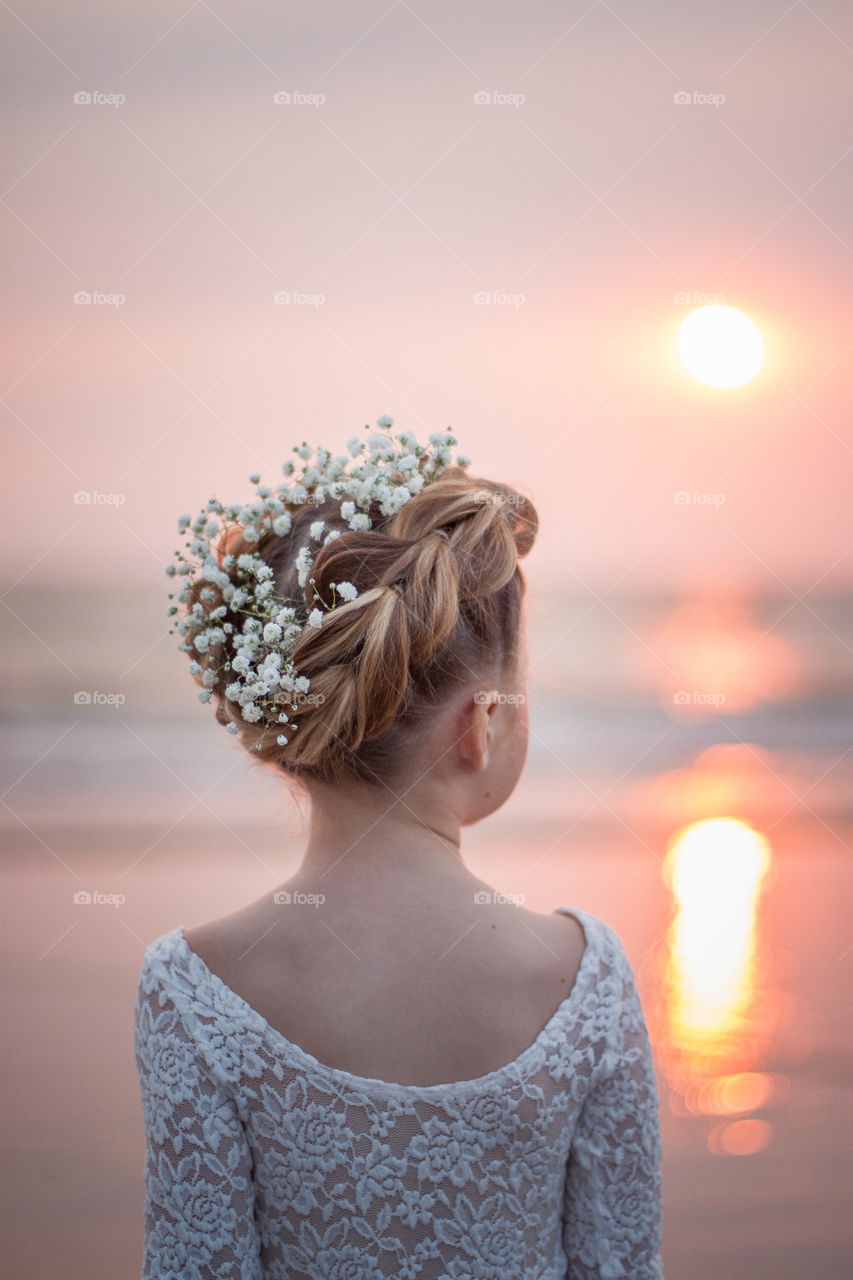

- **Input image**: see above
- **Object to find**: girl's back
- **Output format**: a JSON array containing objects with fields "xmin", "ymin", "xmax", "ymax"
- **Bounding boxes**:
[
  {"xmin": 136, "ymin": 903, "xmax": 663, "ymax": 1279},
  {"xmin": 183, "ymin": 890, "xmax": 588, "ymax": 1087}
]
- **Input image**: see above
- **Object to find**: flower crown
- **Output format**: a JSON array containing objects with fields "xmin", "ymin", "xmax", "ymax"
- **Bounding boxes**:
[{"xmin": 166, "ymin": 417, "xmax": 472, "ymax": 751}]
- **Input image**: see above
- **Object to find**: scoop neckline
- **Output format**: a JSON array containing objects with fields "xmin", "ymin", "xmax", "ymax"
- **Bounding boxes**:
[{"xmin": 168, "ymin": 905, "xmax": 599, "ymax": 1099}]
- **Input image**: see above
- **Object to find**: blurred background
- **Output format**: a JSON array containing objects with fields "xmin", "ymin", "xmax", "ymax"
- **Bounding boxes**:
[{"xmin": 2, "ymin": 2, "xmax": 852, "ymax": 1276}]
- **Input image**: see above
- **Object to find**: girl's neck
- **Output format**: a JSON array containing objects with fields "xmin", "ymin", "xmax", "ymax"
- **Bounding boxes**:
[{"xmin": 296, "ymin": 777, "xmax": 469, "ymax": 886}]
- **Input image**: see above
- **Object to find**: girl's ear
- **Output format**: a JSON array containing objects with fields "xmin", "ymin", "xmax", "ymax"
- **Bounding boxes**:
[{"xmin": 456, "ymin": 689, "xmax": 497, "ymax": 773}]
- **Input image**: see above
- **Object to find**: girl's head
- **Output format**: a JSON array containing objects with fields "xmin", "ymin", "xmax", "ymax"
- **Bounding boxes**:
[{"xmin": 181, "ymin": 449, "xmax": 538, "ymax": 820}]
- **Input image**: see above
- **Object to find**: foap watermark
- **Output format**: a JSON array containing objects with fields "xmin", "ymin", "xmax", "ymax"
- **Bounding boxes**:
[
  {"xmin": 473, "ymin": 91, "xmax": 526, "ymax": 108},
  {"xmin": 73, "ymin": 690, "xmax": 126, "ymax": 707},
  {"xmin": 474, "ymin": 290, "xmax": 525, "ymax": 308},
  {"xmin": 272, "ymin": 891, "xmax": 326, "ymax": 907},
  {"xmin": 74, "ymin": 291, "xmax": 126, "ymax": 307},
  {"xmin": 473, "ymin": 889, "xmax": 526, "ymax": 906},
  {"xmin": 73, "ymin": 489, "xmax": 126, "ymax": 506},
  {"xmin": 73, "ymin": 90, "xmax": 126, "ymax": 108},
  {"xmin": 73, "ymin": 889, "xmax": 127, "ymax": 907},
  {"xmin": 273, "ymin": 290, "xmax": 325, "ymax": 308},
  {"xmin": 474, "ymin": 490, "xmax": 529, "ymax": 510},
  {"xmin": 273, "ymin": 90, "xmax": 325, "ymax": 107},
  {"xmin": 284, "ymin": 691, "xmax": 326, "ymax": 708},
  {"xmin": 674, "ymin": 290, "xmax": 726, "ymax": 305},
  {"xmin": 674, "ymin": 490, "xmax": 726, "ymax": 506},
  {"xmin": 673, "ymin": 690, "xmax": 726, "ymax": 709},
  {"xmin": 673, "ymin": 90, "xmax": 725, "ymax": 108},
  {"xmin": 474, "ymin": 689, "xmax": 526, "ymax": 707}
]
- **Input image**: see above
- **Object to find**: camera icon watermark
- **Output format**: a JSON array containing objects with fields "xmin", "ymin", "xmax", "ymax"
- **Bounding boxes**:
[
  {"xmin": 673, "ymin": 90, "xmax": 725, "ymax": 108},
  {"xmin": 273, "ymin": 290, "xmax": 326, "ymax": 308},
  {"xmin": 673, "ymin": 490, "xmax": 726, "ymax": 506},
  {"xmin": 73, "ymin": 690, "xmax": 126, "ymax": 707},
  {"xmin": 272, "ymin": 890, "xmax": 326, "ymax": 907},
  {"xmin": 275, "ymin": 690, "xmax": 326, "ymax": 708},
  {"xmin": 474, "ymin": 689, "xmax": 526, "ymax": 706},
  {"xmin": 673, "ymin": 290, "xmax": 726, "ymax": 305},
  {"xmin": 73, "ymin": 889, "xmax": 127, "ymax": 906},
  {"xmin": 272, "ymin": 90, "xmax": 326, "ymax": 107},
  {"xmin": 73, "ymin": 90, "xmax": 126, "ymax": 108},
  {"xmin": 473, "ymin": 90, "xmax": 526, "ymax": 108},
  {"xmin": 73, "ymin": 489, "xmax": 126, "ymax": 506},
  {"xmin": 673, "ymin": 690, "xmax": 726, "ymax": 709},
  {"xmin": 73, "ymin": 291, "xmax": 126, "ymax": 307},
  {"xmin": 474, "ymin": 490, "xmax": 529, "ymax": 510},
  {"xmin": 473, "ymin": 290, "xmax": 525, "ymax": 308},
  {"xmin": 473, "ymin": 889, "xmax": 525, "ymax": 905}
]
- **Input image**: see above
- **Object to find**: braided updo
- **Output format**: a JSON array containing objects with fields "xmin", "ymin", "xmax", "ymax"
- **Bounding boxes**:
[{"xmin": 188, "ymin": 466, "xmax": 538, "ymax": 786}]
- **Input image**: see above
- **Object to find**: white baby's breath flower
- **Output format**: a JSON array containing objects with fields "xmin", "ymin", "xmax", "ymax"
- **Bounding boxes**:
[
  {"xmin": 171, "ymin": 418, "xmax": 473, "ymax": 736},
  {"xmin": 385, "ymin": 484, "xmax": 412, "ymax": 516},
  {"xmin": 368, "ymin": 434, "xmax": 395, "ymax": 459},
  {"xmin": 295, "ymin": 545, "xmax": 313, "ymax": 588}
]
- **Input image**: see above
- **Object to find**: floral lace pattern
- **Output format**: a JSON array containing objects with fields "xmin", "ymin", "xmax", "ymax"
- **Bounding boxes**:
[{"xmin": 133, "ymin": 907, "xmax": 664, "ymax": 1279}]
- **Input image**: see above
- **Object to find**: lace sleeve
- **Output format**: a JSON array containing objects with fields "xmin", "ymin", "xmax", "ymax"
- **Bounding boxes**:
[
  {"xmin": 133, "ymin": 957, "xmax": 263, "ymax": 1280},
  {"xmin": 561, "ymin": 936, "xmax": 664, "ymax": 1279}
]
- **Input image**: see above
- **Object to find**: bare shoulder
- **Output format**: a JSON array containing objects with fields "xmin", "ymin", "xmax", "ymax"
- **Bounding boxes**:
[
  {"xmin": 464, "ymin": 897, "xmax": 588, "ymax": 1000},
  {"xmin": 513, "ymin": 904, "xmax": 588, "ymax": 985},
  {"xmin": 183, "ymin": 902, "xmax": 275, "ymax": 976}
]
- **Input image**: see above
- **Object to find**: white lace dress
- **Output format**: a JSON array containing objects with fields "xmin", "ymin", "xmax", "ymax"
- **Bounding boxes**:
[{"xmin": 133, "ymin": 906, "xmax": 664, "ymax": 1279}]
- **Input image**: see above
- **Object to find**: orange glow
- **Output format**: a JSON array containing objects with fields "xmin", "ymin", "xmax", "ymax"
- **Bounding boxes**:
[
  {"xmin": 636, "ymin": 592, "xmax": 801, "ymax": 718},
  {"xmin": 634, "ymin": 742, "xmax": 802, "ymax": 830},
  {"xmin": 695, "ymin": 1071, "xmax": 783, "ymax": 1115},
  {"xmin": 710, "ymin": 1118, "xmax": 774, "ymax": 1156}
]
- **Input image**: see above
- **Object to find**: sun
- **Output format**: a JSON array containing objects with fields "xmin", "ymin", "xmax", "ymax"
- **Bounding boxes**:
[{"xmin": 678, "ymin": 305, "xmax": 764, "ymax": 388}]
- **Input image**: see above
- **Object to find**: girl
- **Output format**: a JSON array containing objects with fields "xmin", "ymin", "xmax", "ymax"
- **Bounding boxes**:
[{"xmin": 134, "ymin": 423, "xmax": 664, "ymax": 1278}]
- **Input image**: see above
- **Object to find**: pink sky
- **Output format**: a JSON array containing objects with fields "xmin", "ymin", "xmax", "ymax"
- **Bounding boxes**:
[{"xmin": 3, "ymin": 0, "xmax": 852, "ymax": 594}]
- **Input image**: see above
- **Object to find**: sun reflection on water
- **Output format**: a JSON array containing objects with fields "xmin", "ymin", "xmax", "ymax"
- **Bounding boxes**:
[{"xmin": 656, "ymin": 816, "xmax": 790, "ymax": 1154}]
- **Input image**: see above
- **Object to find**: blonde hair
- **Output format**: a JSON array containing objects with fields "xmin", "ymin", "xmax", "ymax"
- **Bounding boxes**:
[{"xmin": 187, "ymin": 466, "xmax": 538, "ymax": 785}]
